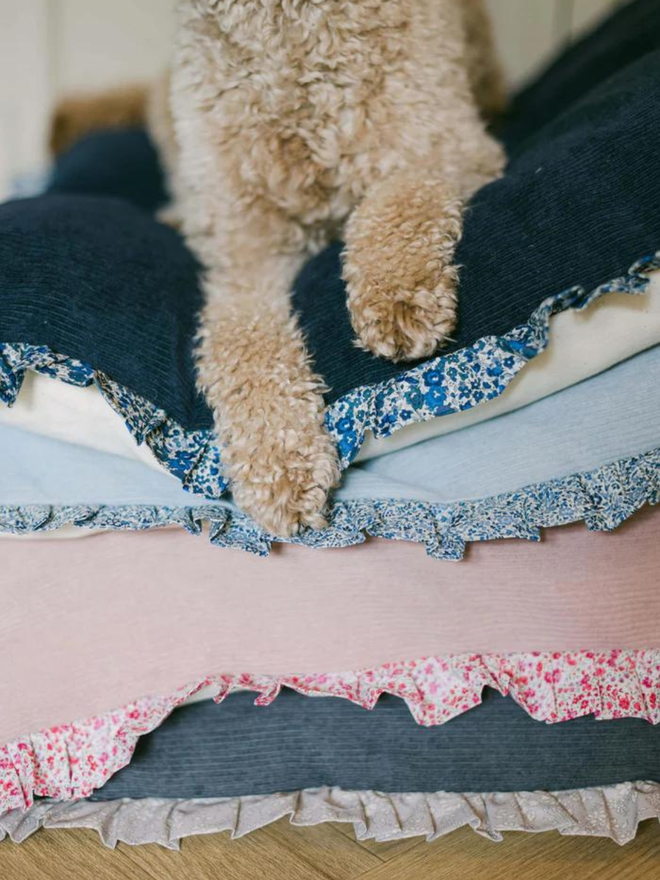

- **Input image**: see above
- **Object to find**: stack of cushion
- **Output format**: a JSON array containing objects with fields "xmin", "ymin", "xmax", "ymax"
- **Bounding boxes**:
[{"xmin": 1, "ymin": 0, "xmax": 660, "ymax": 849}]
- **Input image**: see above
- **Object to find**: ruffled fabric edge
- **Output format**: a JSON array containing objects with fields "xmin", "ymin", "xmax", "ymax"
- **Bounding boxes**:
[
  {"xmin": 1, "ymin": 254, "xmax": 658, "ymax": 498},
  {"xmin": 4, "ymin": 782, "xmax": 660, "ymax": 848},
  {"xmin": 1, "ymin": 446, "xmax": 658, "ymax": 559},
  {"xmin": 326, "ymin": 252, "xmax": 660, "ymax": 464},
  {"xmin": 3, "ymin": 649, "xmax": 660, "ymax": 817},
  {"xmin": 0, "ymin": 345, "xmax": 228, "ymax": 501}
]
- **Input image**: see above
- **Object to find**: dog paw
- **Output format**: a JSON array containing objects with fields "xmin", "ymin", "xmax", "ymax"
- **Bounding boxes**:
[
  {"xmin": 229, "ymin": 413, "xmax": 340, "ymax": 538},
  {"xmin": 344, "ymin": 174, "xmax": 462, "ymax": 363},
  {"xmin": 348, "ymin": 275, "xmax": 458, "ymax": 362}
]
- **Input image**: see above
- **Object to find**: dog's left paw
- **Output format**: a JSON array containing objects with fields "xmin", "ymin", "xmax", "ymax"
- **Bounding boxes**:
[
  {"xmin": 228, "ymin": 412, "xmax": 341, "ymax": 538},
  {"xmin": 344, "ymin": 174, "xmax": 463, "ymax": 362},
  {"xmin": 347, "ymin": 273, "xmax": 458, "ymax": 362},
  {"xmin": 198, "ymin": 299, "xmax": 341, "ymax": 538}
]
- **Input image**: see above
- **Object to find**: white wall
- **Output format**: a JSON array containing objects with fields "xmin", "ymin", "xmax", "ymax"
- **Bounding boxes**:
[
  {"xmin": 51, "ymin": 0, "xmax": 175, "ymax": 95},
  {"xmin": 485, "ymin": 0, "xmax": 626, "ymax": 86},
  {"xmin": 0, "ymin": 0, "xmax": 175, "ymax": 198},
  {"xmin": 0, "ymin": 0, "xmax": 624, "ymax": 199},
  {"xmin": 0, "ymin": 0, "xmax": 53, "ymax": 195}
]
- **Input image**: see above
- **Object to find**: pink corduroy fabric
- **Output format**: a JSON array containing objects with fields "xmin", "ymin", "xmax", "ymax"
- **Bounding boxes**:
[{"xmin": 1, "ymin": 505, "xmax": 659, "ymax": 743}]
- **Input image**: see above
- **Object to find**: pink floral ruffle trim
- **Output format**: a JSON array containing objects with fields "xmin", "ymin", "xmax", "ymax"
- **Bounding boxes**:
[{"xmin": 3, "ymin": 649, "xmax": 660, "ymax": 816}]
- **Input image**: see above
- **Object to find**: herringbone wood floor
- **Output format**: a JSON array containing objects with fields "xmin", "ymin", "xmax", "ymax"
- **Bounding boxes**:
[{"xmin": 2, "ymin": 819, "xmax": 660, "ymax": 879}]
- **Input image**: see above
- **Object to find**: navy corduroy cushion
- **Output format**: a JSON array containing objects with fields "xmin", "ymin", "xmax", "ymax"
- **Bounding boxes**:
[
  {"xmin": 49, "ymin": 128, "xmax": 169, "ymax": 212},
  {"xmin": 294, "ymin": 48, "xmax": 660, "ymax": 401},
  {"xmin": 1, "ymin": 8, "xmax": 659, "ymax": 429}
]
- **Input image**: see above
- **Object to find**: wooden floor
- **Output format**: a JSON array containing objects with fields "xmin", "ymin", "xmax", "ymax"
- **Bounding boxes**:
[{"xmin": 3, "ymin": 819, "xmax": 660, "ymax": 879}]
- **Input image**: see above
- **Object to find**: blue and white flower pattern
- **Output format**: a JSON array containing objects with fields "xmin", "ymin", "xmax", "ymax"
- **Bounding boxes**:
[
  {"xmin": 326, "ymin": 253, "xmax": 660, "ymax": 465},
  {"xmin": 0, "ymin": 344, "xmax": 229, "ymax": 500},
  {"xmin": 0, "ymin": 447, "xmax": 657, "ymax": 559}
]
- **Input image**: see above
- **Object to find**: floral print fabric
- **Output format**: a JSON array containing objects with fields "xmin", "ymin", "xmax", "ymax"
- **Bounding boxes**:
[
  {"xmin": 1, "ymin": 446, "xmax": 658, "ymax": 558},
  {"xmin": 3, "ymin": 650, "xmax": 660, "ymax": 817},
  {"xmin": 1, "ymin": 255, "xmax": 658, "ymax": 501}
]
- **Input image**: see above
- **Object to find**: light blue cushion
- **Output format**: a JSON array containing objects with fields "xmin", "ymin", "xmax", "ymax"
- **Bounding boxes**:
[
  {"xmin": 1, "ymin": 346, "xmax": 658, "ymax": 556},
  {"xmin": 342, "ymin": 344, "xmax": 660, "ymax": 503}
]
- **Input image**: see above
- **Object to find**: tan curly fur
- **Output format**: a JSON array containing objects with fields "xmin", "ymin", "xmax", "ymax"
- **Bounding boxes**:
[
  {"xmin": 462, "ymin": 0, "xmax": 509, "ymax": 120},
  {"xmin": 167, "ymin": 0, "xmax": 506, "ymax": 537},
  {"xmin": 50, "ymin": 0, "xmax": 506, "ymax": 537},
  {"xmin": 343, "ymin": 174, "xmax": 463, "ymax": 361}
]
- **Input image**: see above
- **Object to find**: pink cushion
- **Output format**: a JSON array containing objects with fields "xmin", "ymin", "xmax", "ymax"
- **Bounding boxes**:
[{"xmin": 2, "ymin": 504, "xmax": 659, "ymax": 742}]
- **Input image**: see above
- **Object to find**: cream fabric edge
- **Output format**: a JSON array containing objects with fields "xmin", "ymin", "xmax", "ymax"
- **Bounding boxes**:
[
  {"xmin": 2, "ymin": 783, "xmax": 658, "ymax": 848},
  {"xmin": 1, "ymin": 276, "xmax": 658, "ymax": 469},
  {"xmin": 0, "ymin": 373, "xmax": 162, "ymax": 471},
  {"xmin": 358, "ymin": 275, "xmax": 660, "ymax": 460}
]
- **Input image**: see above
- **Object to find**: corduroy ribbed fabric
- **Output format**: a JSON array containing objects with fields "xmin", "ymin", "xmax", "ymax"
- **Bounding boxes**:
[
  {"xmin": 49, "ymin": 128, "xmax": 169, "ymax": 211},
  {"xmin": 1, "ymin": 11, "xmax": 659, "ymax": 425},
  {"xmin": 294, "ymin": 49, "xmax": 660, "ymax": 400},
  {"xmin": 90, "ymin": 690, "xmax": 660, "ymax": 799},
  {"xmin": 500, "ymin": 0, "xmax": 660, "ymax": 152},
  {"xmin": 2, "ymin": 344, "xmax": 658, "ymax": 508}
]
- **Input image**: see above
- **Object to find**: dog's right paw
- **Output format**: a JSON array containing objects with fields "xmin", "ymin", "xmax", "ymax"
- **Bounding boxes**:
[{"xmin": 347, "ymin": 271, "xmax": 458, "ymax": 362}]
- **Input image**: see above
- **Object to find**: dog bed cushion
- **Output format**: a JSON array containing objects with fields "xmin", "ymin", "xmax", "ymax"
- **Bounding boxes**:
[
  {"xmin": 90, "ymin": 690, "xmax": 660, "ymax": 798},
  {"xmin": 2, "ymin": 344, "xmax": 659, "ymax": 555},
  {"xmin": 2, "ymin": 274, "xmax": 658, "ymax": 467},
  {"xmin": 7, "ymin": 781, "xmax": 660, "ymax": 847},
  {"xmin": 1, "ymin": 49, "xmax": 660, "ymax": 503},
  {"xmin": 2, "ymin": 343, "xmax": 658, "ymax": 553},
  {"xmin": 2, "ymin": 504, "xmax": 660, "ymax": 749},
  {"xmin": 7, "ymin": 0, "xmax": 660, "ymax": 467},
  {"xmin": 4, "ymin": 506, "xmax": 660, "ymax": 817}
]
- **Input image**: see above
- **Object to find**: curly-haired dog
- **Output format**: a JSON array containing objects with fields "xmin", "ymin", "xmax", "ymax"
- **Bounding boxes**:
[{"xmin": 53, "ymin": 0, "xmax": 506, "ymax": 537}]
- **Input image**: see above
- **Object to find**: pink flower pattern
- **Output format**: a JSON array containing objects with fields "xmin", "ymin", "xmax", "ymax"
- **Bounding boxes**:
[{"xmin": 3, "ymin": 649, "xmax": 660, "ymax": 817}]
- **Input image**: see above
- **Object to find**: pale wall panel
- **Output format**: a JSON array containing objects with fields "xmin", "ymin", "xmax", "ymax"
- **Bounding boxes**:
[
  {"xmin": 51, "ymin": 1, "xmax": 592, "ymax": 95},
  {"xmin": 46, "ymin": 2, "xmax": 623, "ymax": 101},
  {"xmin": 0, "ymin": 0, "xmax": 52, "ymax": 198},
  {"xmin": 486, "ymin": 0, "xmax": 563, "ymax": 86},
  {"xmin": 571, "ymin": 0, "xmax": 623, "ymax": 35},
  {"xmin": 53, "ymin": 0, "xmax": 175, "ymax": 95}
]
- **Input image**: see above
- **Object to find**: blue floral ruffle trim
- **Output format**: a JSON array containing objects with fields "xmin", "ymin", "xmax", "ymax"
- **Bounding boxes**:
[
  {"xmin": 0, "ymin": 346, "xmax": 228, "ymax": 501},
  {"xmin": 327, "ymin": 252, "xmax": 660, "ymax": 465},
  {"xmin": 1, "ymin": 254, "xmax": 658, "ymax": 499},
  {"xmin": 1, "ymin": 448, "xmax": 657, "ymax": 559}
]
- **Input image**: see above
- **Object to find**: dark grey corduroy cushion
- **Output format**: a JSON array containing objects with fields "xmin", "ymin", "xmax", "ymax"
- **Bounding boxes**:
[{"xmin": 91, "ymin": 690, "xmax": 660, "ymax": 800}]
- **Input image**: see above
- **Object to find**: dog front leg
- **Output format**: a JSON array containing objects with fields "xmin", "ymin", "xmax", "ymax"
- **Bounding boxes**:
[
  {"xmin": 197, "ymin": 244, "xmax": 340, "ymax": 538},
  {"xmin": 343, "ymin": 170, "xmax": 465, "ymax": 362}
]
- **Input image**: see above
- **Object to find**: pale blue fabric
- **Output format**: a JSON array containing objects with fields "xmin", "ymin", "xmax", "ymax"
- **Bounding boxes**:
[
  {"xmin": 342, "ymin": 345, "xmax": 660, "ymax": 503},
  {"xmin": 0, "ymin": 345, "xmax": 658, "ymax": 508},
  {"xmin": 0, "ymin": 431, "xmax": 222, "ymax": 508}
]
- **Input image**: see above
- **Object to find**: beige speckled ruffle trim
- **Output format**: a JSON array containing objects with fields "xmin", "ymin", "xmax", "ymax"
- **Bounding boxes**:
[{"xmin": 3, "ymin": 783, "xmax": 660, "ymax": 849}]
